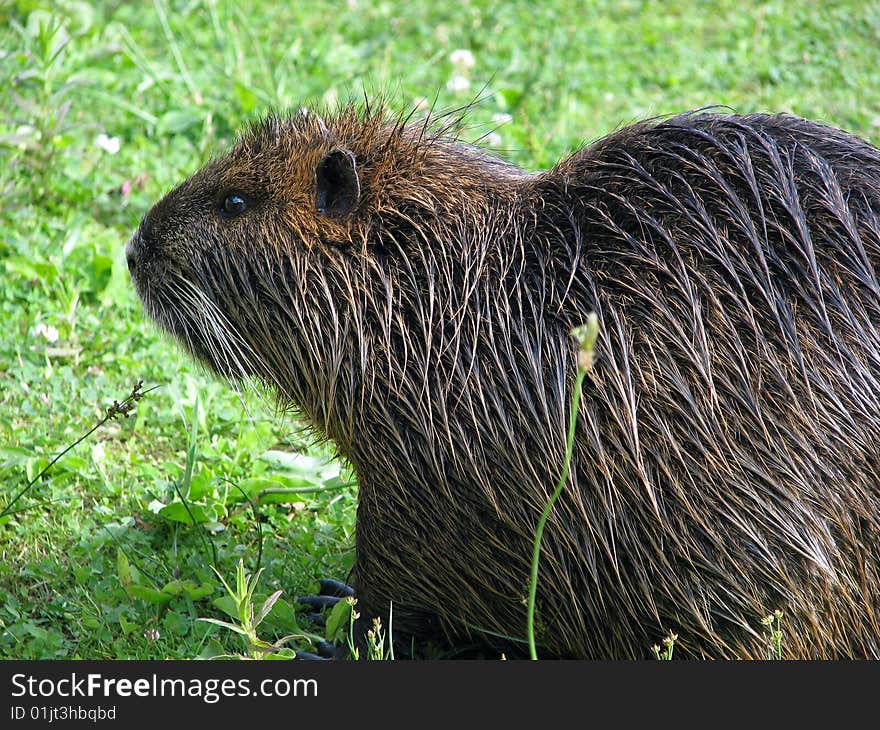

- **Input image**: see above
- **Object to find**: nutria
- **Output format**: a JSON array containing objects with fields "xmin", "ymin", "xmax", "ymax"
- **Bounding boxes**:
[{"xmin": 126, "ymin": 103, "xmax": 880, "ymax": 659}]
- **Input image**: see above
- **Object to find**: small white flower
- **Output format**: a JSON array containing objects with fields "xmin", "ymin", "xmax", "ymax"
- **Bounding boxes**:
[
  {"xmin": 450, "ymin": 49, "xmax": 475, "ymax": 68},
  {"xmin": 33, "ymin": 323, "xmax": 59, "ymax": 342},
  {"xmin": 147, "ymin": 499, "xmax": 165, "ymax": 514},
  {"xmin": 446, "ymin": 75, "xmax": 471, "ymax": 93},
  {"xmin": 95, "ymin": 133, "xmax": 121, "ymax": 155},
  {"xmin": 485, "ymin": 132, "xmax": 502, "ymax": 147}
]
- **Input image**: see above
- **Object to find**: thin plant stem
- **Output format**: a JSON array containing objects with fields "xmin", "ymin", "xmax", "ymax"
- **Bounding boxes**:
[
  {"xmin": 1, "ymin": 381, "xmax": 157, "ymax": 520},
  {"xmin": 526, "ymin": 368, "xmax": 587, "ymax": 660},
  {"xmin": 527, "ymin": 315, "xmax": 598, "ymax": 660}
]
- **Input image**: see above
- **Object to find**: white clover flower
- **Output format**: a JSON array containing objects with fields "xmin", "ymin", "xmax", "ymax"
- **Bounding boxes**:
[
  {"xmin": 485, "ymin": 132, "xmax": 502, "ymax": 146},
  {"xmin": 95, "ymin": 133, "xmax": 121, "ymax": 155},
  {"xmin": 33, "ymin": 323, "xmax": 59, "ymax": 342},
  {"xmin": 446, "ymin": 75, "xmax": 471, "ymax": 93},
  {"xmin": 450, "ymin": 49, "xmax": 475, "ymax": 68}
]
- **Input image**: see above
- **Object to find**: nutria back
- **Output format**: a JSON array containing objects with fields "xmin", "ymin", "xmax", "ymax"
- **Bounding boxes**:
[{"xmin": 127, "ymin": 104, "xmax": 880, "ymax": 658}]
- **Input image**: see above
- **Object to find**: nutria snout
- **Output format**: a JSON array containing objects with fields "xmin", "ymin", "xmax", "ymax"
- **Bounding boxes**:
[{"xmin": 130, "ymin": 104, "xmax": 880, "ymax": 658}]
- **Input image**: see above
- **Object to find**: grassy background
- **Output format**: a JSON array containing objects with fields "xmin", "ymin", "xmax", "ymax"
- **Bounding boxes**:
[{"xmin": 1, "ymin": 0, "xmax": 878, "ymax": 659}]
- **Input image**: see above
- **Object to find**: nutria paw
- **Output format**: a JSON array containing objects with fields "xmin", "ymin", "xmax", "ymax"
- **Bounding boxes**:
[
  {"xmin": 296, "ymin": 579, "xmax": 358, "ymax": 660},
  {"xmin": 297, "ymin": 578, "xmax": 356, "ymax": 610},
  {"xmin": 294, "ymin": 639, "xmax": 337, "ymax": 661},
  {"xmin": 296, "ymin": 578, "xmax": 356, "ymax": 618}
]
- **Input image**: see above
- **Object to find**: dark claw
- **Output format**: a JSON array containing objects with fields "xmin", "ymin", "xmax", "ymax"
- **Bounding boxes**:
[
  {"xmin": 297, "ymin": 594, "xmax": 342, "ymax": 609},
  {"xmin": 319, "ymin": 578, "xmax": 355, "ymax": 597}
]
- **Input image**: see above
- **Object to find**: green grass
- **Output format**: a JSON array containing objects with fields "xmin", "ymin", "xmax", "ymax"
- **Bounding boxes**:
[{"xmin": 1, "ymin": 0, "xmax": 878, "ymax": 659}]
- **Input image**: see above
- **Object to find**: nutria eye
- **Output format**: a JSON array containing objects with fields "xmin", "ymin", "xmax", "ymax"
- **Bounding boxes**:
[{"xmin": 220, "ymin": 193, "xmax": 247, "ymax": 218}]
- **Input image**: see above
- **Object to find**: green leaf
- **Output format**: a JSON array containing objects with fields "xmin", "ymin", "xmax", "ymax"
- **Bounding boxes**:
[
  {"xmin": 158, "ymin": 501, "xmax": 211, "ymax": 525},
  {"xmin": 117, "ymin": 549, "xmax": 138, "ymax": 591},
  {"xmin": 157, "ymin": 109, "xmax": 203, "ymax": 135},
  {"xmin": 99, "ymin": 250, "xmax": 135, "ymax": 307},
  {"xmin": 260, "ymin": 596, "xmax": 301, "ymax": 633},
  {"xmin": 212, "ymin": 595, "xmax": 238, "ymax": 621},
  {"xmin": 0, "ymin": 447, "xmax": 35, "ymax": 467},
  {"xmin": 118, "ymin": 615, "xmax": 139, "ymax": 635},
  {"xmin": 118, "ymin": 550, "xmax": 173, "ymax": 604},
  {"xmin": 5, "ymin": 256, "xmax": 58, "ymax": 284},
  {"xmin": 196, "ymin": 640, "xmax": 228, "ymax": 660},
  {"xmin": 234, "ymin": 81, "xmax": 258, "ymax": 114},
  {"xmin": 128, "ymin": 584, "xmax": 173, "ymax": 605},
  {"xmin": 264, "ymin": 648, "xmax": 297, "ymax": 660},
  {"xmin": 198, "ymin": 617, "xmax": 250, "ymax": 637},
  {"xmin": 325, "ymin": 597, "xmax": 353, "ymax": 644},
  {"xmin": 25, "ymin": 457, "xmax": 50, "ymax": 483},
  {"xmin": 184, "ymin": 582, "xmax": 215, "ymax": 601},
  {"xmin": 187, "ymin": 471, "xmax": 213, "ymax": 501},
  {"xmin": 160, "ymin": 579, "xmax": 214, "ymax": 601},
  {"xmin": 254, "ymin": 589, "xmax": 283, "ymax": 628}
]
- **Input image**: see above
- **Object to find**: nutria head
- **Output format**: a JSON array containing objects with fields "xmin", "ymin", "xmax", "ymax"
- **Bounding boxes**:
[{"xmin": 126, "ymin": 106, "xmax": 528, "ymax": 439}]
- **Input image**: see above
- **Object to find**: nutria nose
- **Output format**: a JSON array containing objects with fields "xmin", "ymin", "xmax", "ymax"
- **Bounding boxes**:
[
  {"xmin": 125, "ymin": 216, "xmax": 153, "ymax": 274},
  {"xmin": 125, "ymin": 232, "xmax": 139, "ymax": 273}
]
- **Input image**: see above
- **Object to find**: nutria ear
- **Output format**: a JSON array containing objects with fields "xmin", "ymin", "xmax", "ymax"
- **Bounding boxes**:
[{"xmin": 315, "ymin": 148, "xmax": 360, "ymax": 218}]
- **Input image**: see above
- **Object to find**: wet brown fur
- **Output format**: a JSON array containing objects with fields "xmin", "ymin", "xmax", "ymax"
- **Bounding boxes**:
[{"xmin": 127, "ymin": 102, "xmax": 880, "ymax": 658}]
